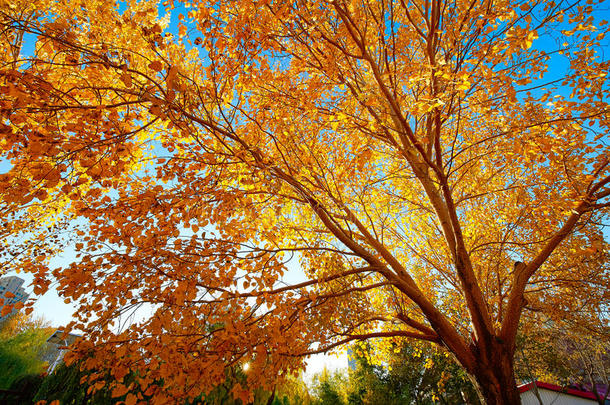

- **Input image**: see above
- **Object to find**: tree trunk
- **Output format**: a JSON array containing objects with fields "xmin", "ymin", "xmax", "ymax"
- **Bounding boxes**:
[
  {"xmin": 474, "ymin": 370, "xmax": 521, "ymax": 405},
  {"xmin": 468, "ymin": 343, "xmax": 522, "ymax": 405}
]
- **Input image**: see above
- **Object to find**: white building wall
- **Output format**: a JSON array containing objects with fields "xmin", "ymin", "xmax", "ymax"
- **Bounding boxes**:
[
  {"xmin": 0, "ymin": 275, "xmax": 29, "ymax": 320},
  {"xmin": 521, "ymin": 387, "xmax": 597, "ymax": 405}
]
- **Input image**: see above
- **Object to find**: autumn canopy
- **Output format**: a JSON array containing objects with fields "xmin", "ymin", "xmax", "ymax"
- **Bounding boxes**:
[{"xmin": 0, "ymin": 0, "xmax": 608, "ymax": 403}]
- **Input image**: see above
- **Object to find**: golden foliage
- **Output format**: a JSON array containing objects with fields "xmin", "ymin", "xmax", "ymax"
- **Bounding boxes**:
[{"xmin": 0, "ymin": 0, "xmax": 608, "ymax": 402}]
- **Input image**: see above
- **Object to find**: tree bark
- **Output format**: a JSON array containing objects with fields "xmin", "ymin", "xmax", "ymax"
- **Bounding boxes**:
[{"xmin": 469, "ymin": 345, "xmax": 522, "ymax": 405}]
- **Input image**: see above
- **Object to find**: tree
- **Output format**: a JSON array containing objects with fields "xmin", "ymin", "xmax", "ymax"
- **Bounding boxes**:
[
  {"xmin": 1, "ymin": 0, "xmax": 609, "ymax": 403},
  {"xmin": 0, "ymin": 313, "xmax": 53, "ymax": 389},
  {"xmin": 225, "ymin": 371, "xmax": 316, "ymax": 405},
  {"xmin": 311, "ymin": 368, "xmax": 347, "ymax": 405},
  {"xmin": 346, "ymin": 342, "xmax": 479, "ymax": 404},
  {"xmin": 565, "ymin": 335, "xmax": 610, "ymax": 405},
  {"xmin": 516, "ymin": 322, "xmax": 610, "ymax": 405},
  {"xmin": 35, "ymin": 357, "xmax": 291, "ymax": 405},
  {"xmin": 33, "ymin": 360, "xmax": 140, "ymax": 405},
  {"xmin": 0, "ymin": 373, "xmax": 45, "ymax": 405},
  {"xmin": 272, "ymin": 374, "xmax": 313, "ymax": 405}
]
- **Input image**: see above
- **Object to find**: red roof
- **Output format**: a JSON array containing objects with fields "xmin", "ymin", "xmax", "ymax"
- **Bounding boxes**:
[{"xmin": 518, "ymin": 381, "xmax": 598, "ymax": 400}]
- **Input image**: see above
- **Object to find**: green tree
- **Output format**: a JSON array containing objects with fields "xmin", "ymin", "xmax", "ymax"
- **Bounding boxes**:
[
  {"xmin": 35, "ymin": 358, "xmax": 280, "ymax": 405},
  {"xmin": 0, "ymin": 313, "xmax": 53, "ymax": 389},
  {"xmin": 0, "ymin": 374, "xmax": 45, "ymax": 405},
  {"xmin": 33, "ymin": 361, "xmax": 118, "ymax": 405},
  {"xmin": 272, "ymin": 374, "xmax": 312, "ymax": 405},
  {"xmin": 311, "ymin": 368, "xmax": 347, "ymax": 405},
  {"xmin": 346, "ymin": 343, "xmax": 478, "ymax": 404},
  {"xmin": 199, "ymin": 365, "xmax": 275, "ymax": 405}
]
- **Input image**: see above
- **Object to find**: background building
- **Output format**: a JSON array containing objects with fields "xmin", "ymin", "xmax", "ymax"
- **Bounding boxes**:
[
  {"xmin": 44, "ymin": 329, "xmax": 81, "ymax": 373},
  {"xmin": 519, "ymin": 381, "xmax": 601, "ymax": 405},
  {"xmin": 0, "ymin": 275, "xmax": 29, "ymax": 321}
]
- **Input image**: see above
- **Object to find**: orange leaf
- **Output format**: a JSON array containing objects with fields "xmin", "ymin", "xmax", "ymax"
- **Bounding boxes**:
[
  {"xmin": 112, "ymin": 384, "xmax": 129, "ymax": 398},
  {"xmin": 125, "ymin": 393, "xmax": 137, "ymax": 405},
  {"xmin": 120, "ymin": 73, "xmax": 133, "ymax": 88},
  {"xmin": 149, "ymin": 61, "xmax": 163, "ymax": 72}
]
